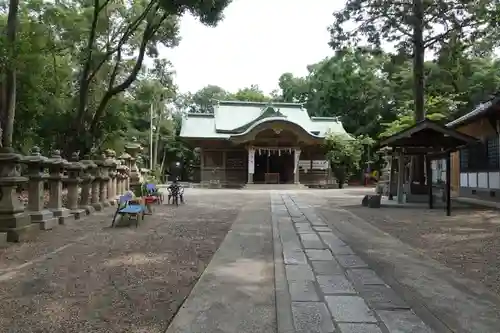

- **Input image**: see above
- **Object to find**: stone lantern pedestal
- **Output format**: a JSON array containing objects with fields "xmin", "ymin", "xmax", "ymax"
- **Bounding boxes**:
[
  {"xmin": 124, "ymin": 141, "xmax": 142, "ymax": 193},
  {"xmin": 0, "ymin": 148, "xmax": 39, "ymax": 242},
  {"xmin": 105, "ymin": 149, "xmax": 117, "ymax": 205},
  {"xmin": 23, "ymin": 147, "xmax": 58, "ymax": 230},
  {"xmin": 119, "ymin": 154, "xmax": 131, "ymax": 192},
  {"xmin": 46, "ymin": 150, "xmax": 71, "ymax": 224},
  {"xmin": 80, "ymin": 155, "xmax": 97, "ymax": 214},
  {"xmin": 90, "ymin": 158, "xmax": 103, "ymax": 211},
  {"xmin": 66, "ymin": 153, "xmax": 86, "ymax": 219},
  {"xmin": 116, "ymin": 163, "xmax": 126, "ymax": 196}
]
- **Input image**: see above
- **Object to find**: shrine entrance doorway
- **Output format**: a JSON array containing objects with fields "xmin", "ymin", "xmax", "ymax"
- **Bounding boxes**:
[{"xmin": 254, "ymin": 148, "xmax": 294, "ymax": 184}]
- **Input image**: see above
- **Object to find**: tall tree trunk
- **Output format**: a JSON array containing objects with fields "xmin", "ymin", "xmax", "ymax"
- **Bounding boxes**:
[
  {"xmin": 153, "ymin": 111, "xmax": 163, "ymax": 170},
  {"xmin": 412, "ymin": 0, "xmax": 426, "ymax": 186},
  {"xmin": 1, "ymin": 0, "xmax": 20, "ymax": 148}
]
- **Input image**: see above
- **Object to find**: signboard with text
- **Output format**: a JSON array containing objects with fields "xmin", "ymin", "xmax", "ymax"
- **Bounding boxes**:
[{"xmin": 298, "ymin": 160, "xmax": 329, "ymax": 171}]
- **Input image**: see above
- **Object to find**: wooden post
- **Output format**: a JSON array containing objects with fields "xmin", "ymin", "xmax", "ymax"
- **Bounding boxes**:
[
  {"xmin": 388, "ymin": 154, "xmax": 395, "ymax": 200},
  {"xmin": 200, "ymin": 148, "xmax": 204, "ymax": 184},
  {"xmin": 426, "ymin": 155, "xmax": 433, "ymax": 209},
  {"xmin": 446, "ymin": 152, "xmax": 451, "ymax": 216},
  {"xmin": 222, "ymin": 150, "xmax": 227, "ymax": 185},
  {"xmin": 397, "ymin": 151, "xmax": 405, "ymax": 204}
]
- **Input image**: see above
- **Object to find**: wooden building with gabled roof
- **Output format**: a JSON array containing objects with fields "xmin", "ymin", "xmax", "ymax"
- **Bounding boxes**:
[{"xmin": 180, "ymin": 100, "xmax": 348, "ymax": 187}]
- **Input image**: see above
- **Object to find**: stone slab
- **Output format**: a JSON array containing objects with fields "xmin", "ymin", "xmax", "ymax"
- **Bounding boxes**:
[
  {"xmin": 280, "ymin": 231, "xmax": 301, "ymax": 245},
  {"xmin": 300, "ymin": 233, "xmax": 327, "ymax": 249},
  {"xmin": 0, "ymin": 232, "xmax": 7, "ymax": 248},
  {"xmin": 287, "ymin": 210, "xmax": 303, "ymax": 218},
  {"xmin": 346, "ymin": 269, "xmax": 385, "ymax": 286},
  {"xmin": 377, "ymin": 310, "xmax": 432, "ymax": 332},
  {"xmin": 318, "ymin": 233, "xmax": 353, "ymax": 254},
  {"xmin": 295, "ymin": 223, "xmax": 314, "ymax": 233},
  {"xmin": 292, "ymin": 216, "xmax": 308, "ymax": 223},
  {"xmin": 316, "ymin": 275, "xmax": 356, "ymax": 295},
  {"xmin": 0, "ymin": 213, "xmax": 39, "ymax": 242},
  {"xmin": 71, "ymin": 209, "xmax": 86, "ymax": 220},
  {"xmin": 318, "ymin": 232, "xmax": 345, "ymax": 245},
  {"xmin": 291, "ymin": 302, "xmax": 335, "ymax": 333},
  {"xmin": 336, "ymin": 254, "xmax": 368, "ymax": 268},
  {"xmin": 283, "ymin": 248, "xmax": 308, "ymax": 265},
  {"xmin": 358, "ymin": 285, "xmax": 410, "ymax": 310},
  {"xmin": 305, "ymin": 249, "xmax": 334, "ymax": 261},
  {"xmin": 309, "ymin": 218, "xmax": 327, "ymax": 226},
  {"xmin": 36, "ymin": 217, "xmax": 59, "ymax": 230},
  {"xmin": 337, "ymin": 323, "xmax": 383, "ymax": 333},
  {"xmin": 285, "ymin": 264, "xmax": 314, "ymax": 281},
  {"xmin": 325, "ymin": 295, "xmax": 377, "ymax": 323},
  {"xmin": 313, "ymin": 226, "xmax": 332, "ymax": 232},
  {"xmin": 311, "ymin": 261, "xmax": 344, "ymax": 275},
  {"xmin": 289, "ymin": 280, "xmax": 320, "ymax": 301}
]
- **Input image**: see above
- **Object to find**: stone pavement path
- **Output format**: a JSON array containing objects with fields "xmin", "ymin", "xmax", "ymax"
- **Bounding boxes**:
[{"xmin": 272, "ymin": 193, "xmax": 433, "ymax": 333}]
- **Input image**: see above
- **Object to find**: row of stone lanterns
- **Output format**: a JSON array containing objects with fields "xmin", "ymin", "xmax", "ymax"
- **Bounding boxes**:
[{"xmin": 0, "ymin": 144, "xmax": 143, "ymax": 244}]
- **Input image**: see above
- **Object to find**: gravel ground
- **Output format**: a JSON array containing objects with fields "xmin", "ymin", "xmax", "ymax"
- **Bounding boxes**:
[
  {"xmin": 325, "ymin": 190, "xmax": 500, "ymax": 297},
  {"xmin": 0, "ymin": 190, "xmax": 244, "ymax": 333}
]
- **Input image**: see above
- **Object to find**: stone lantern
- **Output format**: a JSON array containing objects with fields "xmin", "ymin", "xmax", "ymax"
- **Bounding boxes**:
[
  {"xmin": 124, "ymin": 139, "xmax": 142, "ymax": 190},
  {"xmin": 46, "ymin": 150, "xmax": 71, "ymax": 224},
  {"xmin": 23, "ymin": 146, "xmax": 58, "ymax": 230},
  {"xmin": 118, "ymin": 153, "xmax": 131, "ymax": 192},
  {"xmin": 65, "ymin": 152, "xmax": 86, "ymax": 219},
  {"xmin": 0, "ymin": 147, "xmax": 39, "ymax": 242},
  {"xmin": 104, "ymin": 149, "xmax": 117, "ymax": 205},
  {"xmin": 90, "ymin": 153, "xmax": 103, "ymax": 211},
  {"xmin": 79, "ymin": 154, "xmax": 97, "ymax": 214},
  {"xmin": 93, "ymin": 153, "xmax": 109, "ymax": 209}
]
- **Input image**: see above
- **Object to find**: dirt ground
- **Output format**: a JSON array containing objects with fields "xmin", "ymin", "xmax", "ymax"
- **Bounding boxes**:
[
  {"xmin": 0, "ymin": 191, "xmax": 244, "ymax": 333},
  {"xmin": 331, "ymin": 193, "xmax": 500, "ymax": 297}
]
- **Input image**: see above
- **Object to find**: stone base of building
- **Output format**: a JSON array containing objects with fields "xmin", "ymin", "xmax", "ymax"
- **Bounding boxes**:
[
  {"xmin": 0, "ymin": 212, "xmax": 39, "ymax": 242},
  {"xmin": 81, "ymin": 205, "xmax": 95, "ymax": 215},
  {"xmin": 71, "ymin": 209, "xmax": 86, "ymax": 220},
  {"xmin": 0, "ymin": 232, "xmax": 7, "ymax": 247},
  {"xmin": 92, "ymin": 203, "xmax": 104, "ymax": 211},
  {"xmin": 102, "ymin": 201, "xmax": 111, "ymax": 208},
  {"xmin": 30, "ymin": 209, "xmax": 59, "ymax": 230},
  {"xmin": 52, "ymin": 208, "xmax": 71, "ymax": 224}
]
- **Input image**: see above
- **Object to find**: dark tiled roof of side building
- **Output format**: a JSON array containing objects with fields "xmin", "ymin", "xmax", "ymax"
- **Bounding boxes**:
[{"xmin": 446, "ymin": 93, "xmax": 500, "ymax": 128}]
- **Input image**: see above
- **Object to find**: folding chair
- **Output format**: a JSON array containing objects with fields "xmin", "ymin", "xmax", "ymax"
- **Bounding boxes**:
[
  {"xmin": 145, "ymin": 183, "xmax": 163, "ymax": 204},
  {"xmin": 111, "ymin": 194, "xmax": 145, "ymax": 228}
]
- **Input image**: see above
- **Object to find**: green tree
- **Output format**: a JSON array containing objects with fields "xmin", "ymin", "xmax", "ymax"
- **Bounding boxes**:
[
  {"xmin": 325, "ymin": 133, "xmax": 371, "ymax": 188},
  {"xmin": 0, "ymin": 0, "xmax": 20, "ymax": 148},
  {"xmin": 232, "ymin": 84, "xmax": 270, "ymax": 102},
  {"xmin": 329, "ymin": 0, "xmax": 500, "ymax": 184}
]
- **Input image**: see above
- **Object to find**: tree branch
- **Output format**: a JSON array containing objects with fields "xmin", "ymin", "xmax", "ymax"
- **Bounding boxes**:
[
  {"xmin": 85, "ymin": 0, "xmax": 156, "ymax": 84},
  {"xmin": 89, "ymin": 11, "xmax": 168, "ymax": 137},
  {"xmin": 73, "ymin": 0, "xmax": 111, "ymax": 132}
]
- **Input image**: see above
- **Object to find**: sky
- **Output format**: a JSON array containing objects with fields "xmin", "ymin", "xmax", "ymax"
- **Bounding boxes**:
[{"xmin": 160, "ymin": 0, "xmax": 347, "ymax": 94}]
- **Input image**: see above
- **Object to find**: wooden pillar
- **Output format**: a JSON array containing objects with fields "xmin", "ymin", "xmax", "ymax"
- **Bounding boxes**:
[
  {"xmin": 388, "ymin": 154, "xmax": 395, "ymax": 200},
  {"xmin": 294, "ymin": 148, "xmax": 301, "ymax": 184},
  {"xmin": 397, "ymin": 151, "xmax": 405, "ymax": 204},
  {"xmin": 200, "ymin": 148, "xmax": 204, "ymax": 183},
  {"xmin": 446, "ymin": 151, "xmax": 451, "ymax": 216},
  {"xmin": 247, "ymin": 146, "xmax": 254, "ymax": 184},
  {"xmin": 222, "ymin": 150, "xmax": 227, "ymax": 184},
  {"xmin": 426, "ymin": 155, "xmax": 433, "ymax": 209}
]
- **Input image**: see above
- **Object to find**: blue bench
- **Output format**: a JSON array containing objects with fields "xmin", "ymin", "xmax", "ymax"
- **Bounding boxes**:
[{"xmin": 111, "ymin": 194, "xmax": 146, "ymax": 228}]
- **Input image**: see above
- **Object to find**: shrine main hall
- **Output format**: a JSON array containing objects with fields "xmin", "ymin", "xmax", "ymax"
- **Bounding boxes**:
[{"xmin": 180, "ymin": 100, "xmax": 348, "ymax": 187}]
